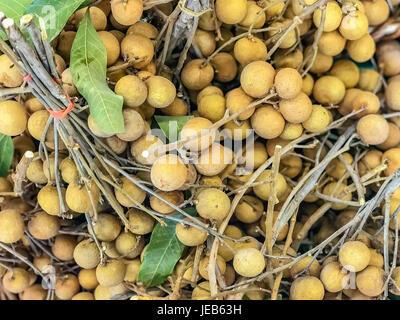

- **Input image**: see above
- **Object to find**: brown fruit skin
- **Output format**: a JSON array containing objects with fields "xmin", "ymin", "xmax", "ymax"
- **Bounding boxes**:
[
  {"xmin": 115, "ymin": 175, "xmax": 146, "ymax": 207},
  {"xmin": 127, "ymin": 208, "xmax": 154, "ymax": 235},
  {"xmin": 196, "ymin": 188, "xmax": 231, "ymax": 221},
  {"xmin": 377, "ymin": 41, "xmax": 400, "ymax": 77},
  {"xmin": 313, "ymin": 76, "xmax": 346, "ymax": 105},
  {"xmin": 251, "ymin": 105, "xmax": 285, "ymax": 139},
  {"xmin": 127, "ymin": 21, "xmax": 159, "ymax": 39},
  {"xmin": 357, "ymin": 114, "xmax": 390, "ymax": 146},
  {"xmin": 318, "ymin": 31, "xmax": 346, "ymax": 56},
  {"xmin": 121, "ymin": 34, "xmax": 154, "ymax": 68},
  {"xmin": 313, "ymin": 1, "xmax": 342, "ymax": 32},
  {"xmin": 181, "ymin": 59, "xmax": 214, "ymax": 91},
  {"xmin": 73, "ymin": 239, "xmax": 101, "ymax": 269},
  {"xmin": 111, "ymin": 0, "xmax": 143, "ymax": 26},
  {"xmin": 0, "ymin": 54, "xmax": 23, "ymax": 88},
  {"xmin": 180, "ymin": 117, "xmax": 215, "ymax": 151},
  {"xmin": 176, "ymin": 217, "xmax": 208, "ymax": 246},
  {"xmin": 37, "ymin": 184, "xmax": 66, "ymax": 216},
  {"xmin": 330, "ymin": 60, "xmax": 360, "ymax": 89},
  {"xmin": 240, "ymin": 61, "xmax": 275, "ymax": 98},
  {"xmin": 377, "ymin": 122, "xmax": 400, "ymax": 150},
  {"xmin": 2, "ymin": 268, "xmax": 30, "ymax": 294},
  {"xmin": 290, "ymin": 276, "xmax": 325, "ymax": 300},
  {"xmin": 385, "ymin": 78, "xmax": 400, "ymax": 110},
  {"xmin": 356, "ymin": 266, "xmax": 385, "ymax": 297},
  {"xmin": 96, "ymin": 259, "xmax": 127, "ymax": 287},
  {"xmin": 66, "ymin": 182, "xmax": 100, "ymax": 214},
  {"xmin": 362, "ymin": 0, "xmax": 389, "ymax": 26},
  {"xmin": 234, "ymin": 37, "xmax": 268, "ymax": 66},
  {"xmin": 78, "ymin": 269, "xmax": 99, "ymax": 290},
  {"xmin": 145, "ymin": 76, "xmax": 177, "ymax": 108},
  {"xmin": 383, "ymin": 148, "xmax": 400, "ymax": 176},
  {"xmin": 162, "ymin": 97, "xmax": 188, "ymax": 116},
  {"xmin": 151, "ymin": 154, "xmax": 188, "ymax": 191},
  {"xmin": 339, "ymin": 240, "xmax": 371, "ymax": 272},
  {"xmin": 216, "ymin": 0, "xmax": 248, "ymax": 24},
  {"xmin": 74, "ymin": 7, "xmax": 107, "ymax": 31},
  {"xmin": 279, "ymin": 92, "xmax": 312, "ymax": 124},
  {"xmin": 351, "ymin": 91, "xmax": 380, "ymax": 118},
  {"xmin": 347, "ymin": 34, "xmax": 375, "ymax": 63},
  {"xmin": 28, "ymin": 211, "xmax": 60, "ymax": 240},
  {"xmin": 52, "ymin": 235, "xmax": 76, "ymax": 261},
  {"xmin": 226, "ymin": 87, "xmax": 255, "ymax": 120},
  {"xmin": 0, "ymin": 100, "xmax": 27, "ymax": 136},
  {"xmin": 320, "ymin": 261, "xmax": 350, "ymax": 293},
  {"xmin": 233, "ymin": 248, "xmax": 265, "ymax": 277},
  {"xmin": 0, "ymin": 209, "xmax": 24, "ymax": 244},
  {"xmin": 211, "ymin": 53, "xmax": 238, "ymax": 83},
  {"xmin": 274, "ymin": 68, "xmax": 302, "ymax": 99},
  {"xmin": 194, "ymin": 29, "xmax": 216, "ymax": 57},
  {"xmin": 55, "ymin": 274, "xmax": 80, "ymax": 300},
  {"xmin": 115, "ymin": 75, "xmax": 147, "ymax": 108},
  {"xmin": 195, "ymin": 143, "xmax": 233, "ymax": 176},
  {"xmin": 20, "ymin": 284, "xmax": 47, "ymax": 300},
  {"xmin": 150, "ymin": 190, "xmax": 184, "ymax": 214},
  {"xmin": 57, "ymin": 31, "xmax": 76, "ymax": 62}
]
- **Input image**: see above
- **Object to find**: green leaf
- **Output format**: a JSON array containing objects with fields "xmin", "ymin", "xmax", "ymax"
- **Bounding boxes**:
[
  {"xmin": 137, "ymin": 207, "xmax": 197, "ymax": 287},
  {"xmin": 154, "ymin": 115, "xmax": 194, "ymax": 142},
  {"xmin": 0, "ymin": 0, "xmax": 33, "ymax": 40},
  {"xmin": 0, "ymin": 134, "xmax": 14, "ymax": 177},
  {"xmin": 26, "ymin": 0, "xmax": 87, "ymax": 41},
  {"xmin": 70, "ymin": 11, "xmax": 124, "ymax": 135}
]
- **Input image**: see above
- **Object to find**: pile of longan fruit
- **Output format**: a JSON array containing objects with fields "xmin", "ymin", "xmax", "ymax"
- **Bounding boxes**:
[{"xmin": 1, "ymin": 0, "xmax": 400, "ymax": 300}]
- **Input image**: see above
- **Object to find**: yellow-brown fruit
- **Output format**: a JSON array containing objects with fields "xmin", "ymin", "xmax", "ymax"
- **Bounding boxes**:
[
  {"xmin": 197, "ymin": 86, "xmax": 223, "ymax": 104},
  {"xmin": 92, "ymin": 213, "xmax": 121, "ymax": 241},
  {"xmin": 318, "ymin": 31, "xmax": 346, "ymax": 56},
  {"xmin": 362, "ymin": 0, "xmax": 389, "ymax": 26},
  {"xmin": 377, "ymin": 122, "xmax": 400, "ymax": 150},
  {"xmin": 307, "ymin": 49, "xmax": 333, "ymax": 74},
  {"xmin": 268, "ymin": 20, "xmax": 297, "ymax": 49},
  {"xmin": 116, "ymin": 109, "xmax": 145, "ymax": 142},
  {"xmin": 66, "ymin": 182, "xmax": 100, "ymax": 214},
  {"xmin": 223, "ymin": 119, "xmax": 252, "ymax": 140},
  {"xmin": 181, "ymin": 59, "xmax": 214, "ymax": 91},
  {"xmin": 0, "ymin": 177, "xmax": 12, "ymax": 192},
  {"xmin": 198, "ymin": 94, "xmax": 226, "ymax": 123},
  {"xmin": 251, "ymin": 105, "xmax": 285, "ymax": 139},
  {"xmin": 51, "ymin": 235, "xmax": 76, "ymax": 261},
  {"xmin": 74, "ymin": 7, "xmax": 107, "ymax": 30},
  {"xmin": 302, "ymin": 73, "xmax": 314, "ymax": 96},
  {"xmin": 242, "ymin": 141, "xmax": 268, "ymax": 170},
  {"xmin": 351, "ymin": 90, "xmax": 380, "ymax": 118},
  {"xmin": 383, "ymin": 148, "xmax": 400, "ymax": 176},
  {"xmin": 27, "ymin": 110, "xmax": 52, "ymax": 141},
  {"xmin": 326, "ymin": 152, "xmax": 353, "ymax": 180},
  {"xmin": 377, "ymin": 41, "xmax": 400, "ymax": 77},
  {"xmin": 54, "ymin": 53, "xmax": 66, "ymax": 75},
  {"xmin": 195, "ymin": 143, "xmax": 233, "ymax": 176},
  {"xmin": 313, "ymin": 76, "xmax": 346, "ymax": 105},
  {"xmin": 0, "ymin": 54, "xmax": 23, "ymax": 88},
  {"xmin": 194, "ymin": 29, "xmax": 216, "ymax": 57},
  {"xmin": 233, "ymin": 37, "xmax": 268, "ymax": 66},
  {"xmin": 357, "ymin": 114, "xmax": 389, "ymax": 145},
  {"xmin": 280, "ymin": 123, "xmax": 303, "ymax": 140},
  {"xmin": 358, "ymin": 150, "xmax": 382, "ymax": 176},
  {"xmin": 28, "ymin": 211, "xmax": 60, "ymax": 240},
  {"xmin": 0, "ymin": 209, "xmax": 24, "ymax": 244},
  {"xmin": 347, "ymin": 34, "xmax": 375, "ymax": 63},
  {"xmin": 339, "ymin": 240, "xmax": 371, "ymax": 272},
  {"xmin": 78, "ymin": 269, "xmax": 99, "ymax": 290},
  {"xmin": 0, "ymin": 100, "xmax": 27, "ymax": 136},
  {"xmin": 115, "ymin": 175, "xmax": 146, "ymax": 207},
  {"xmin": 127, "ymin": 208, "xmax": 154, "ymax": 235},
  {"xmin": 196, "ymin": 188, "xmax": 230, "ymax": 221},
  {"xmin": 162, "ymin": 97, "xmax": 188, "ymax": 116},
  {"xmin": 111, "ymin": 0, "xmax": 143, "ymax": 26},
  {"xmin": 359, "ymin": 69, "xmax": 381, "ymax": 92},
  {"xmin": 130, "ymin": 134, "xmax": 164, "ymax": 165},
  {"xmin": 73, "ymin": 239, "xmax": 100, "ymax": 269},
  {"xmin": 149, "ymin": 190, "xmax": 184, "ymax": 214},
  {"xmin": 176, "ymin": 217, "xmax": 208, "ymax": 246},
  {"xmin": 145, "ymin": 76, "xmax": 176, "ymax": 108},
  {"xmin": 115, "ymin": 75, "xmax": 147, "ymax": 108},
  {"xmin": 57, "ymin": 31, "xmax": 76, "ymax": 61},
  {"xmin": 313, "ymin": 2, "xmax": 342, "ymax": 32},
  {"xmin": 234, "ymin": 195, "xmax": 263, "ymax": 223},
  {"xmin": 123, "ymin": 258, "xmax": 141, "ymax": 282},
  {"xmin": 121, "ymin": 34, "xmax": 154, "ymax": 68},
  {"xmin": 330, "ymin": 60, "xmax": 360, "ymax": 89},
  {"xmin": 240, "ymin": 61, "xmax": 275, "ymax": 98},
  {"xmin": 320, "ymin": 261, "xmax": 350, "ymax": 292},
  {"xmin": 322, "ymin": 182, "xmax": 352, "ymax": 211},
  {"xmin": 25, "ymin": 97, "xmax": 45, "ymax": 113},
  {"xmin": 226, "ymin": 87, "xmax": 254, "ymax": 120},
  {"xmin": 274, "ymin": 49, "xmax": 303, "ymax": 69},
  {"xmin": 233, "ymin": 248, "xmax": 265, "ymax": 277},
  {"xmin": 369, "ymin": 249, "xmax": 384, "ymax": 268},
  {"xmin": 279, "ymin": 92, "xmax": 312, "ymax": 124},
  {"xmin": 180, "ymin": 117, "xmax": 215, "ymax": 151},
  {"xmin": 199, "ymin": 254, "xmax": 226, "ymax": 280},
  {"xmin": 339, "ymin": 11, "xmax": 368, "ymax": 40},
  {"xmin": 2, "ymin": 268, "xmax": 30, "ymax": 294},
  {"xmin": 216, "ymin": 28, "xmax": 235, "ymax": 52},
  {"xmin": 290, "ymin": 276, "xmax": 325, "ymax": 300},
  {"xmin": 240, "ymin": 1, "xmax": 266, "ymax": 28},
  {"xmin": 253, "ymin": 169, "xmax": 287, "ymax": 200},
  {"xmin": 33, "ymin": 254, "xmax": 51, "ymax": 273},
  {"xmin": 302, "ymin": 105, "xmax": 332, "ymax": 133},
  {"xmin": 215, "ymin": 0, "xmax": 247, "ymax": 24},
  {"xmin": 37, "ymin": 184, "xmax": 66, "ymax": 216},
  {"xmin": 61, "ymin": 68, "xmax": 78, "ymax": 96},
  {"xmin": 259, "ymin": 0, "xmax": 285, "ymax": 19},
  {"xmin": 71, "ymin": 292, "xmax": 94, "ymax": 300},
  {"xmin": 59, "ymin": 157, "xmax": 79, "ymax": 184},
  {"xmin": 290, "ymin": 256, "xmax": 321, "ymax": 277},
  {"xmin": 55, "ymin": 274, "xmax": 79, "ymax": 300},
  {"xmin": 391, "ymin": 267, "xmax": 400, "ymax": 294},
  {"xmin": 151, "ymin": 154, "xmax": 187, "ymax": 191},
  {"xmin": 198, "ymin": 10, "xmax": 220, "ymax": 31},
  {"xmin": 20, "ymin": 284, "xmax": 47, "ymax": 300},
  {"xmin": 96, "ymin": 259, "xmax": 126, "ymax": 287},
  {"xmin": 385, "ymin": 78, "xmax": 400, "ymax": 110},
  {"xmin": 356, "ymin": 266, "xmax": 384, "ymax": 297},
  {"xmin": 274, "ymin": 68, "xmax": 302, "ymax": 99},
  {"xmin": 127, "ymin": 21, "xmax": 158, "ymax": 39},
  {"xmin": 115, "ymin": 231, "xmax": 144, "ymax": 258},
  {"xmin": 211, "ymin": 52, "xmax": 238, "ymax": 83}
]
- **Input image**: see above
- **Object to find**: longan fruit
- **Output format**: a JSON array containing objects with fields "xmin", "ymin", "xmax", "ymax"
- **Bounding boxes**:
[
  {"xmin": 194, "ymin": 29, "xmax": 216, "ymax": 57},
  {"xmin": 111, "ymin": 0, "xmax": 143, "ymax": 26},
  {"xmin": 383, "ymin": 148, "xmax": 400, "ymax": 176},
  {"xmin": 127, "ymin": 21, "xmax": 158, "ymax": 40},
  {"xmin": 234, "ymin": 195, "xmax": 263, "ymax": 224},
  {"xmin": 279, "ymin": 92, "xmax": 313, "ymax": 124},
  {"xmin": 313, "ymin": 1, "xmax": 342, "ymax": 32},
  {"xmin": 24, "ymin": 97, "xmax": 45, "ymax": 113},
  {"xmin": 322, "ymin": 182, "xmax": 352, "ymax": 211},
  {"xmin": 223, "ymin": 119, "xmax": 252, "ymax": 140},
  {"xmin": 351, "ymin": 90, "xmax": 380, "ymax": 118},
  {"xmin": 290, "ymin": 256, "xmax": 321, "ymax": 278},
  {"xmin": 92, "ymin": 213, "xmax": 121, "ymax": 242},
  {"xmin": 127, "ymin": 208, "xmax": 154, "ymax": 235},
  {"xmin": 347, "ymin": 34, "xmax": 375, "ymax": 63},
  {"xmin": 51, "ymin": 235, "xmax": 76, "ymax": 261},
  {"xmin": 115, "ymin": 175, "xmax": 146, "ymax": 208},
  {"xmin": 71, "ymin": 292, "xmax": 94, "ymax": 300},
  {"xmin": 259, "ymin": 0, "xmax": 285, "ymax": 19},
  {"xmin": 199, "ymin": 10, "xmax": 220, "ymax": 31},
  {"xmin": 358, "ymin": 150, "xmax": 382, "ymax": 176},
  {"xmin": 318, "ymin": 31, "xmax": 346, "ymax": 56},
  {"xmin": 216, "ymin": 28, "xmax": 235, "ymax": 52},
  {"xmin": 362, "ymin": 0, "xmax": 389, "ymax": 26},
  {"xmin": 357, "ymin": 114, "xmax": 389, "ymax": 146},
  {"xmin": 0, "ymin": 209, "xmax": 24, "ymax": 243},
  {"xmin": 377, "ymin": 122, "xmax": 400, "ymax": 150},
  {"xmin": 196, "ymin": 188, "xmax": 231, "ymax": 221},
  {"xmin": 356, "ymin": 266, "xmax": 384, "ymax": 297},
  {"xmin": 109, "ymin": 30, "xmax": 125, "ymax": 43},
  {"xmin": 28, "ymin": 211, "xmax": 60, "ymax": 240},
  {"xmin": 0, "ymin": 54, "xmax": 23, "ymax": 88},
  {"xmin": 122, "ymin": 258, "xmax": 141, "ymax": 282},
  {"xmin": 280, "ymin": 154, "xmax": 303, "ymax": 179},
  {"xmin": 121, "ymin": 34, "xmax": 154, "ymax": 68},
  {"xmin": 199, "ymin": 254, "xmax": 226, "ymax": 280},
  {"xmin": 290, "ymin": 276, "xmax": 325, "ymax": 300},
  {"xmin": 274, "ymin": 49, "xmax": 303, "ymax": 69},
  {"xmin": 181, "ymin": 59, "xmax": 214, "ymax": 91},
  {"xmin": 115, "ymin": 75, "xmax": 147, "ymax": 109},
  {"xmin": 195, "ymin": 143, "xmax": 233, "ymax": 176},
  {"xmin": 115, "ymin": 231, "xmax": 144, "ymax": 258},
  {"xmin": 307, "ymin": 49, "xmax": 333, "ymax": 74},
  {"xmin": 302, "ymin": 104, "xmax": 332, "ymax": 133},
  {"xmin": 369, "ymin": 249, "xmax": 384, "ymax": 268},
  {"xmin": 198, "ymin": 94, "xmax": 226, "ymax": 122},
  {"xmin": 253, "ymin": 169, "xmax": 287, "ymax": 200},
  {"xmin": 116, "ymin": 109, "xmax": 145, "ymax": 142},
  {"xmin": 59, "ymin": 157, "xmax": 79, "ymax": 184},
  {"xmin": 2, "ymin": 268, "xmax": 30, "ymax": 294},
  {"xmin": 149, "ymin": 190, "xmax": 184, "ymax": 214},
  {"xmin": 251, "ymin": 105, "xmax": 285, "ymax": 139},
  {"xmin": 339, "ymin": 240, "xmax": 371, "ymax": 272},
  {"xmin": 233, "ymin": 37, "xmax": 268, "ymax": 66},
  {"xmin": 33, "ymin": 253, "xmax": 51, "ymax": 273},
  {"xmin": 57, "ymin": 31, "xmax": 76, "ymax": 61},
  {"xmin": 74, "ymin": 7, "xmax": 107, "ymax": 31},
  {"xmin": 233, "ymin": 248, "xmax": 265, "ymax": 277},
  {"xmin": 0, "ymin": 100, "xmax": 27, "ymax": 136},
  {"xmin": 377, "ymin": 41, "xmax": 400, "ymax": 77},
  {"xmin": 210, "ymin": 52, "xmax": 238, "ymax": 83},
  {"xmin": 55, "ymin": 274, "xmax": 79, "ymax": 300},
  {"xmin": 130, "ymin": 134, "xmax": 164, "ymax": 165},
  {"xmin": 215, "ymin": 0, "xmax": 247, "ymax": 24},
  {"xmin": 339, "ymin": 10, "xmax": 368, "ymax": 40},
  {"xmin": 20, "ymin": 284, "xmax": 47, "ymax": 300},
  {"xmin": 176, "ymin": 217, "xmax": 208, "ymax": 246},
  {"xmin": 225, "ymin": 87, "xmax": 255, "ymax": 120},
  {"xmin": 280, "ymin": 123, "xmax": 303, "ymax": 140},
  {"xmin": 146, "ymin": 75, "xmax": 177, "ymax": 108},
  {"xmin": 197, "ymin": 86, "xmax": 223, "ymax": 104},
  {"xmin": 302, "ymin": 73, "xmax": 314, "ymax": 96},
  {"xmin": 180, "ymin": 117, "xmax": 215, "ymax": 151},
  {"xmin": 78, "ymin": 269, "xmax": 99, "ymax": 290},
  {"xmin": 326, "ymin": 152, "xmax": 353, "ymax": 180},
  {"xmin": 320, "ymin": 261, "xmax": 350, "ymax": 293},
  {"xmin": 66, "ymin": 181, "xmax": 100, "ymax": 214},
  {"xmin": 0, "ymin": 177, "xmax": 12, "ymax": 192},
  {"xmin": 268, "ymin": 20, "xmax": 297, "ymax": 49},
  {"xmin": 242, "ymin": 141, "xmax": 268, "ymax": 170},
  {"xmin": 391, "ymin": 267, "xmax": 400, "ymax": 294},
  {"xmin": 27, "ymin": 110, "xmax": 53, "ymax": 141},
  {"xmin": 313, "ymin": 76, "xmax": 345, "ymax": 105},
  {"xmin": 240, "ymin": 61, "xmax": 275, "ymax": 98},
  {"xmin": 240, "ymin": 1, "xmax": 266, "ymax": 28},
  {"xmin": 151, "ymin": 154, "xmax": 187, "ymax": 191},
  {"xmin": 96, "ymin": 259, "xmax": 126, "ymax": 287},
  {"xmin": 274, "ymin": 68, "xmax": 302, "ymax": 99},
  {"xmin": 192, "ymin": 281, "xmax": 211, "ymax": 300},
  {"xmin": 73, "ymin": 239, "xmax": 100, "ymax": 269},
  {"xmin": 385, "ymin": 78, "xmax": 400, "ymax": 110},
  {"xmin": 161, "ymin": 98, "xmax": 188, "ymax": 116},
  {"xmin": 61, "ymin": 68, "xmax": 78, "ymax": 96},
  {"xmin": 330, "ymin": 60, "xmax": 360, "ymax": 89}
]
